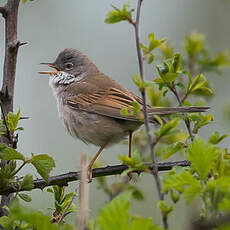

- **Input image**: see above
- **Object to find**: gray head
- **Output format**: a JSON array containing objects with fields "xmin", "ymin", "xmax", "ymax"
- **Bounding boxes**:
[{"xmin": 40, "ymin": 48, "xmax": 100, "ymax": 85}]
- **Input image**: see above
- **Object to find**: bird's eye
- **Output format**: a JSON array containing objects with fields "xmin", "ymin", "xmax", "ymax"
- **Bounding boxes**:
[{"xmin": 64, "ymin": 62, "xmax": 74, "ymax": 70}]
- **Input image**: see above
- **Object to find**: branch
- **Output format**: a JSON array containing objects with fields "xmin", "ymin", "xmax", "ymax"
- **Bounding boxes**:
[
  {"xmin": 132, "ymin": 0, "xmax": 167, "ymax": 228},
  {"xmin": 0, "ymin": 0, "xmax": 21, "ymax": 218},
  {"xmin": 0, "ymin": 160, "xmax": 191, "ymax": 195}
]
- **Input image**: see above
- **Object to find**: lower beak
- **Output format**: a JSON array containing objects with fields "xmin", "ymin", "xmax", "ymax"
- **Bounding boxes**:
[{"xmin": 39, "ymin": 63, "xmax": 60, "ymax": 75}]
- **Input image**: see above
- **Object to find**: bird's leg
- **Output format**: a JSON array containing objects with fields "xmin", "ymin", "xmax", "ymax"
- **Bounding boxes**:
[
  {"xmin": 128, "ymin": 131, "xmax": 133, "ymax": 158},
  {"xmin": 87, "ymin": 143, "xmax": 106, "ymax": 182}
]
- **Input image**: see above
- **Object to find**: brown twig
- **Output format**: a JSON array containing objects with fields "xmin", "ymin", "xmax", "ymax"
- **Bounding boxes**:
[
  {"xmin": 0, "ymin": 160, "xmax": 191, "ymax": 195},
  {"xmin": 132, "ymin": 0, "xmax": 167, "ymax": 228},
  {"xmin": 0, "ymin": 0, "xmax": 21, "ymax": 218},
  {"xmin": 170, "ymin": 83, "xmax": 194, "ymax": 141}
]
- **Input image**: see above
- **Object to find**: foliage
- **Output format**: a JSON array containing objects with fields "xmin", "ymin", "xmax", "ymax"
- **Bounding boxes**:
[
  {"xmin": 1, "ymin": 1, "xmax": 230, "ymax": 230},
  {"xmin": 0, "ymin": 109, "xmax": 55, "ymax": 202},
  {"xmin": 0, "ymin": 201, "xmax": 72, "ymax": 230},
  {"xmin": 89, "ymin": 192, "xmax": 162, "ymax": 230},
  {"xmin": 47, "ymin": 186, "xmax": 76, "ymax": 223}
]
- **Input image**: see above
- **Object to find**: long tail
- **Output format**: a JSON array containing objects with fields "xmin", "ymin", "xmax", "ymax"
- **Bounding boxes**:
[{"xmin": 148, "ymin": 106, "xmax": 209, "ymax": 115}]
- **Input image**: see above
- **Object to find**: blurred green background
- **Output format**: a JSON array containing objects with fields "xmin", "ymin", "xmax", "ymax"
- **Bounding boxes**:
[{"xmin": 0, "ymin": 0, "xmax": 230, "ymax": 228}]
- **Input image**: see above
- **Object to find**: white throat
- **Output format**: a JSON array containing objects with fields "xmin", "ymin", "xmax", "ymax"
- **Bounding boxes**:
[{"xmin": 49, "ymin": 71, "xmax": 86, "ymax": 96}]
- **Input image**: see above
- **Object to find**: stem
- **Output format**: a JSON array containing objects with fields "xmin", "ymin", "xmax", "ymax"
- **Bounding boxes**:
[
  {"xmin": 133, "ymin": 0, "xmax": 167, "ymax": 228},
  {"xmin": 170, "ymin": 83, "xmax": 194, "ymax": 141},
  {"xmin": 10, "ymin": 161, "xmax": 27, "ymax": 177}
]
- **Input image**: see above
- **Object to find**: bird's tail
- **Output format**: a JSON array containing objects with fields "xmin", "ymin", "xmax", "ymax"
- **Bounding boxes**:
[{"xmin": 147, "ymin": 106, "xmax": 209, "ymax": 115}]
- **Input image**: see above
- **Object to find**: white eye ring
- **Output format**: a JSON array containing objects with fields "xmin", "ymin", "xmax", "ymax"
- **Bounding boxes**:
[{"xmin": 64, "ymin": 62, "xmax": 74, "ymax": 70}]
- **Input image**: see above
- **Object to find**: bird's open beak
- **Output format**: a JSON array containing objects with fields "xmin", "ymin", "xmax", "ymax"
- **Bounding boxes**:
[{"xmin": 39, "ymin": 63, "xmax": 61, "ymax": 75}]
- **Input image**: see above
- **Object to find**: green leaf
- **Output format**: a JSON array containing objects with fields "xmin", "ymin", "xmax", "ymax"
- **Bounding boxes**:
[
  {"xmin": 208, "ymin": 131, "xmax": 228, "ymax": 145},
  {"xmin": 20, "ymin": 174, "xmax": 34, "ymax": 191},
  {"xmin": 161, "ymin": 142, "xmax": 185, "ymax": 160},
  {"xmin": 187, "ymin": 137, "xmax": 218, "ymax": 180},
  {"xmin": 105, "ymin": 4, "xmax": 134, "ymax": 24},
  {"xmin": 159, "ymin": 42, "xmax": 174, "ymax": 59},
  {"xmin": 31, "ymin": 154, "xmax": 55, "ymax": 182},
  {"xmin": 0, "ymin": 216, "xmax": 12, "ymax": 229},
  {"xmin": 126, "ymin": 184, "xmax": 144, "ymax": 201},
  {"xmin": 97, "ymin": 192, "xmax": 131, "ymax": 230},
  {"xmin": 6, "ymin": 201, "xmax": 72, "ymax": 230},
  {"xmin": 155, "ymin": 118, "xmax": 180, "ymax": 139},
  {"xmin": 0, "ymin": 146, "xmax": 25, "ymax": 161},
  {"xmin": 128, "ymin": 217, "xmax": 161, "ymax": 230},
  {"xmin": 187, "ymin": 74, "xmax": 213, "ymax": 96},
  {"xmin": 18, "ymin": 193, "xmax": 32, "ymax": 202},
  {"xmin": 7, "ymin": 108, "xmax": 20, "ymax": 133},
  {"xmin": 163, "ymin": 72, "xmax": 179, "ymax": 83},
  {"xmin": 118, "ymin": 153, "xmax": 147, "ymax": 172},
  {"xmin": 172, "ymin": 53, "xmax": 181, "ymax": 73},
  {"xmin": 163, "ymin": 170, "xmax": 202, "ymax": 203},
  {"xmin": 184, "ymin": 181, "xmax": 202, "ymax": 203},
  {"xmin": 185, "ymin": 32, "xmax": 205, "ymax": 58},
  {"xmin": 132, "ymin": 74, "xmax": 143, "ymax": 89},
  {"xmin": 158, "ymin": 201, "xmax": 173, "ymax": 218}
]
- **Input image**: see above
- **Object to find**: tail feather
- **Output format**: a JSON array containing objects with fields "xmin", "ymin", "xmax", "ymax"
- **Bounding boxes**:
[{"xmin": 147, "ymin": 106, "xmax": 209, "ymax": 115}]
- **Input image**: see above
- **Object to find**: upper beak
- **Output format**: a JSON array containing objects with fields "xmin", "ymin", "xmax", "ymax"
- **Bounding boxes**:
[{"xmin": 39, "ymin": 63, "xmax": 61, "ymax": 75}]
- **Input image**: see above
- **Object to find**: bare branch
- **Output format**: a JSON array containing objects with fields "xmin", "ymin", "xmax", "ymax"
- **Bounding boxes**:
[
  {"xmin": 0, "ymin": 160, "xmax": 191, "ymax": 195},
  {"xmin": 132, "ymin": 0, "xmax": 167, "ymax": 228},
  {"xmin": 170, "ymin": 83, "xmax": 194, "ymax": 141}
]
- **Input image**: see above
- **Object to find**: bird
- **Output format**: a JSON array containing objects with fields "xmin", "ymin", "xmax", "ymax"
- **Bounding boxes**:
[{"xmin": 39, "ymin": 48, "xmax": 208, "ymax": 181}]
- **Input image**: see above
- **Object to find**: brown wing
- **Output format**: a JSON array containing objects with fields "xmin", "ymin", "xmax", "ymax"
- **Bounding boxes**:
[{"xmin": 67, "ymin": 85, "xmax": 144, "ymax": 122}]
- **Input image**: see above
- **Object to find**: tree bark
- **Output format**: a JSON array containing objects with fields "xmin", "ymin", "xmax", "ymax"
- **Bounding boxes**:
[{"xmin": 0, "ymin": 0, "xmax": 21, "ymax": 219}]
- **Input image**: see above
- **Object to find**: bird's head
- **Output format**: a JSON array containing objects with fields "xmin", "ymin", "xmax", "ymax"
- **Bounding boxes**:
[{"xmin": 39, "ymin": 48, "xmax": 99, "ymax": 85}]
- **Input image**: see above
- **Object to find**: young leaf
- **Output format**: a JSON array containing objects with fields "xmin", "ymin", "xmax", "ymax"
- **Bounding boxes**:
[
  {"xmin": 118, "ymin": 153, "xmax": 147, "ymax": 172},
  {"xmin": 163, "ymin": 170, "xmax": 202, "ymax": 203},
  {"xmin": 208, "ymin": 131, "xmax": 228, "ymax": 145},
  {"xmin": 18, "ymin": 193, "xmax": 32, "ymax": 202},
  {"xmin": 187, "ymin": 137, "xmax": 218, "ymax": 180},
  {"xmin": 185, "ymin": 32, "xmax": 205, "ymax": 58},
  {"xmin": 158, "ymin": 200, "xmax": 173, "ymax": 218},
  {"xmin": 132, "ymin": 74, "xmax": 143, "ymax": 89},
  {"xmin": 7, "ymin": 108, "xmax": 20, "ymax": 133},
  {"xmin": 20, "ymin": 174, "xmax": 34, "ymax": 191},
  {"xmin": 105, "ymin": 4, "xmax": 134, "ymax": 24},
  {"xmin": 0, "ymin": 147, "xmax": 25, "ymax": 161},
  {"xmin": 155, "ymin": 118, "xmax": 180, "ymax": 139},
  {"xmin": 161, "ymin": 142, "xmax": 185, "ymax": 160},
  {"xmin": 31, "ymin": 154, "xmax": 55, "ymax": 182}
]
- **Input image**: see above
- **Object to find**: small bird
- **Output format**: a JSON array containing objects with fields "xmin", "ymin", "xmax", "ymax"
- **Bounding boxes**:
[{"xmin": 39, "ymin": 48, "xmax": 208, "ymax": 180}]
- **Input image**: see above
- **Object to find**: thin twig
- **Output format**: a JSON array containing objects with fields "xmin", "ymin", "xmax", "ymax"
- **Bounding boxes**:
[
  {"xmin": 0, "ymin": 160, "xmax": 191, "ymax": 195},
  {"xmin": 170, "ymin": 83, "xmax": 194, "ymax": 141},
  {"xmin": 132, "ymin": 0, "xmax": 167, "ymax": 228}
]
